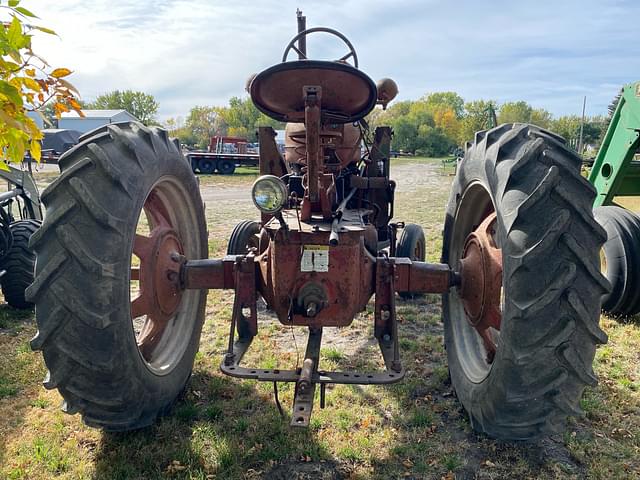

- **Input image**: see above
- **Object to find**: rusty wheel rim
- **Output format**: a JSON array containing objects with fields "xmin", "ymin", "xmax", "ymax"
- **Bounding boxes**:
[
  {"xmin": 130, "ymin": 178, "xmax": 202, "ymax": 375},
  {"xmin": 449, "ymin": 182, "xmax": 503, "ymax": 382}
]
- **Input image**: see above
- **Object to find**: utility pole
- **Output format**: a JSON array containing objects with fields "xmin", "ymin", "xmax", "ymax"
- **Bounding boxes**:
[{"xmin": 577, "ymin": 95, "xmax": 586, "ymax": 155}]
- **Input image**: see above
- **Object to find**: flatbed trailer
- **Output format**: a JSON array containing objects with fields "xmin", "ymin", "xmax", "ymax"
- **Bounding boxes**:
[{"xmin": 185, "ymin": 151, "xmax": 259, "ymax": 175}]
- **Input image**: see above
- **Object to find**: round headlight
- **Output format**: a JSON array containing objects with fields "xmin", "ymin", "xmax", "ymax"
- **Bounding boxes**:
[{"xmin": 251, "ymin": 175, "xmax": 287, "ymax": 214}]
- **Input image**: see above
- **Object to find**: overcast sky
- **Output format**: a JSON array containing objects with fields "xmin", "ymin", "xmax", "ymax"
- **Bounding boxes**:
[{"xmin": 30, "ymin": 0, "xmax": 639, "ymax": 122}]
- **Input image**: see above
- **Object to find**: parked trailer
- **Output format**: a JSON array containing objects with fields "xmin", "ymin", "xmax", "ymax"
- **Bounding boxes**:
[
  {"xmin": 187, "ymin": 135, "xmax": 260, "ymax": 174},
  {"xmin": 185, "ymin": 151, "xmax": 259, "ymax": 175}
]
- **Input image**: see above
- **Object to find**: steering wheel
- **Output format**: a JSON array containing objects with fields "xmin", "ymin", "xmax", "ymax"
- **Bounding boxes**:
[{"xmin": 282, "ymin": 27, "xmax": 359, "ymax": 68}]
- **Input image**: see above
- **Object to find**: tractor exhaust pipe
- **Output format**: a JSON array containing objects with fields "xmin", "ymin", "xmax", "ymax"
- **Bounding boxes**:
[{"xmin": 296, "ymin": 9, "xmax": 306, "ymax": 59}]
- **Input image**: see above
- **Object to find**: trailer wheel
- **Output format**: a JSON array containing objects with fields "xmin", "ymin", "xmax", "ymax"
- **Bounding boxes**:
[
  {"xmin": 442, "ymin": 124, "xmax": 610, "ymax": 440},
  {"xmin": 218, "ymin": 160, "xmax": 236, "ymax": 175},
  {"xmin": 396, "ymin": 223, "xmax": 425, "ymax": 299},
  {"xmin": 198, "ymin": 158, "xmax": 216, "ymax": 174},
  {"xmin": 227, "ymin": 220, "xmax": 260, "ymax": 255},
  {"xmin": 28, "ymin": 122, "xmax": 208, "ymax": 431},
  {"xmin": 0, "ymin": 220, "xmax": 40, "ymax": 309},
  {"xmin": 593, "ymin": 206, "xmax": 640, "ymax": 316}
]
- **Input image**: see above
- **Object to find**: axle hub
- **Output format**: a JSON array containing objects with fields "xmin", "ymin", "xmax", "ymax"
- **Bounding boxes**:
[
  {"xmin": 458, "ymin": 213, "xmax": 502, "ymax": 362},
  {"xmin": 131, "ymin": 191, "xmax": 186, "ymax": 360}
]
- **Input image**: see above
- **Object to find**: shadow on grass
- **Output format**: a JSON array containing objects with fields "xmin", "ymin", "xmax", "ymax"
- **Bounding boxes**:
[
  {"xmin": 92, "ymin": 368, "xmax": 342, "ymax": 480},
  {"xmin": 328, "ymin": 296, "xmax": 591, "ymax": 480}
]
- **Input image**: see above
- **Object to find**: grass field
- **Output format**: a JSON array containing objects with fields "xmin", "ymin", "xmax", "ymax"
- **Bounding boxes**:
[{"xmin": 0, "ymin": 158, "xmax": 638, "ymax": 479}]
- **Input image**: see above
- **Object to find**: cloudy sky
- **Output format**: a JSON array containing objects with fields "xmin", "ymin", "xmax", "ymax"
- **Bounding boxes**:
[{"xmin": 30, "ymin": 0, "xmax": 639, "ymax": 122}]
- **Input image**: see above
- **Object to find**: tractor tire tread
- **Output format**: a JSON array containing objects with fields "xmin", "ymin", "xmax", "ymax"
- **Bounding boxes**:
[
  {"xmin": 0, "ymin": 220, "xmax": 40, "ymax": 308},
  {"xmin": 29, "ymin": 121, "xmax": 207, "ymax": 431},
  {"xmin": 227, "ymin": 220, "xmax": 261, "ymax": 255},
  {"xmin": 443, "ymin": 123, "xmax": 609, "ymax": 440}
]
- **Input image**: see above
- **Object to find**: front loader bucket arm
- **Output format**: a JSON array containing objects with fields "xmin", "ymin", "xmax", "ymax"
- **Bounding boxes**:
[
  {"xmin": 0, "ymin": 164, "xmax": 42, "ymax": 220},
  {"xmin": 589, "ymin": 81, "xmax": 640, "ymax": 207}
]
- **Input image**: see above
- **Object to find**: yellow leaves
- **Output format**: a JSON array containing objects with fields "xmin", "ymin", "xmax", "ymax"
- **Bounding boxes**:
[
  {"xmin": 0, "ymin": 4, "xmax": 82, "ymax": 164},
  {"xmin": 30, "ymin": 138, "xmax": 41, "ymax": 161},
  {"xmin": 0, "ymin": 110, "xmax": 21, "ymax": 129},
  {"xmin": 7, "ymin": 16, "xmax": 23, "ymax": 46},
  {"xmin": 51, "ymin": 68, "xmax": 72, "ymax": 78},
  {"xmin": 53, "ymin": 102, "xmax": 70, "ymax": 117},
  {"xmin": 68, "ymin": 98, "xmax": 83, "ymax": 111},
  {"xmin": 0, "ymin": 80, "xmax": 23, "ymax": 106},
  {"xmin": 33, "ymin": 26, "xmax": 56, "ymax": 36},
  {"xmin": 15, "ymin": 6, "xmax": 37, "ymax": 19},
  {"xmin": 432, "ymin": 106, "xmax": 460, "ymax": 141}
]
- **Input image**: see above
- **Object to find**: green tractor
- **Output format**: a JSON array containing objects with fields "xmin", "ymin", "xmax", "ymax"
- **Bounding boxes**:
[
  {"xmin": 0, "ymin": 165, "xmax": 42, "ymax": 308},
  {"xmin": 589, "ymin": 81, "xmax": 640, "ymax": 316}
]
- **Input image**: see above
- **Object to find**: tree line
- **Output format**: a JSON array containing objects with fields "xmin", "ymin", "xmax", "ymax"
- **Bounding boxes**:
[
  {"xmin": 366, "ymin": 92, "xmax": 606, "ymax": 157},
  {"xmin": 71, "ymin": 89, "xmax": 608, "ymax": 156}
]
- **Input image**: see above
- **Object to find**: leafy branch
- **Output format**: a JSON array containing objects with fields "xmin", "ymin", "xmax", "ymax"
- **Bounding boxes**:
[{"xmin": 0, "ymin": 0, "xmax": 82, "ymax": 165}]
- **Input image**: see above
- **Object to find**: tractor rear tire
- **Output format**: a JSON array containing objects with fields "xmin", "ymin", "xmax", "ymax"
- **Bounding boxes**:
[
  {"xmin": 396, "ymin": 223, "xmax": 425, "ymax": 299},
  {"xmin": 0, "ymin": 220, "xmax": 40, "ymax": 309},
  {"xmin": 227, "ymin": 220, "xmax": 260, "ymax": 255},
  {"xmin": 28, "ymin": 122, "xmax": 208, "ymax": 431},
  {"xmin": 218, "ymin": 160, "xmax": 236, "ymax": 175},
  {"xmin": 442, "ymin": 124, "xmax": 610, "ymax": 440},
  {"xmin": 198, "ymin": 158, "xmax": 216, "ymax": 174},
  {"xmin": 593, "ymin": 206, "xmax": 640, "ymax": 316}
]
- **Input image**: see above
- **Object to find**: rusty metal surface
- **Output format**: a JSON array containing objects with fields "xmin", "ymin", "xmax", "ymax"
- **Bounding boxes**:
[
  {"xmin": 291, "ymin": 328, "xmax": 321, "ymax": 427},
  {"xmin": 361, "ymin": 127, "xmax": 393, "ymax": 239},
  {"xmin": 285, "ymin": 122, "xmax": 361, "ymax": 168},
  {"xmin": 394, "ymin": 258, "xmax": 451, "ymax": 294},
  {"xmin": 304, "ymin": 86, "xmax": 321, "ymax": 205},
  {"xmin": 249, "ymin": 60, "xmax": 377, "ymax": 124},
  {"xmin": 221, "ymin": 339, "xmax": 405, "ymax": 386},
  {"xmin": 181, "ymin": 258, "xmax": 235, "ymax": 290},
  {"xmin": 257, "ymin": 223, "xmax": 375, "ymax": 327},
  {"xmin": 458, "ymin": 213, "xmax": 502, "ymax": 363},
  {"xmin": 130, "ymin": 190, "xmax": 185, "ymax": 360},
  {"xmin": 258, "ymin": 127, "xmax": 287, "ymax": 177}
]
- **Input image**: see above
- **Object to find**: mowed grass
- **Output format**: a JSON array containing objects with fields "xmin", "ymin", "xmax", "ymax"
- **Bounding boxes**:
[{"xmin": 0, "ymin": 158, "xmax": 637, "ymax": 479}]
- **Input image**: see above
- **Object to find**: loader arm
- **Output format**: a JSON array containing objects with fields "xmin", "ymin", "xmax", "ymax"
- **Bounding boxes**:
[{"xmin": 589, "ymin": 81, "xmax": 640, "ymax": 207}]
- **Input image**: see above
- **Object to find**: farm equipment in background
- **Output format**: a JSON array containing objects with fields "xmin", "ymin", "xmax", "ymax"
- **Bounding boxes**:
[
  {"xmin": 29, "ymin": 11, "xmax": 608, "ymax": 441},
  {"xmin": 588, "ymin": 81, "xmax": 640, "ymax": 316},
  {"xmin": 0, "ymin": 165, "xmax": 42, "ymax": 308},
  {"xmin": 186, "ymin": 135, "xmax": 260, "ymax": 175}
]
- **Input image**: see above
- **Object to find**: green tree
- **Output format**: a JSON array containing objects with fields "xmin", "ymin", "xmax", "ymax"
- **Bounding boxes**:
[
  {"xmin": 89, "ymin": 90, "xmax": 159, "ymax": 125},
  {"xmin": 498, "ymin": 101, "xmax": 533, "ymax": 124},
  {"xmin": 0, "ymin": 1, "xmax": 82, "ymax": 164},
  {"xmin": 184, "ymin": 106, "xmax": 223, "ymax": 148},
  {"xmin": 423, "ymin": 91, "xmax": 464, "ymax": 118},
  {"xmin": 551, "ymin": 115, "xmax": 581, "ymax": 144},
  {"xmin": 530, "ymin": 108, "xmax": 553, "ymax": 129},
  {"xmin": 216, "ymin": 96, "xmax": 282, "ymax": 141},
  {"xmin": 583, "ymin": 115, "xmax": 606, "ymax": 146},
  {"xmin": 459, "ymin": 100, "xmax": 497, "ymax": 144}
]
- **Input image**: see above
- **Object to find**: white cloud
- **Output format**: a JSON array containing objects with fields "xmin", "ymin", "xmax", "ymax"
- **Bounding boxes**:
[{"xmin": 28, "ymin": 0, "xmax": 640, "ymax": 120}]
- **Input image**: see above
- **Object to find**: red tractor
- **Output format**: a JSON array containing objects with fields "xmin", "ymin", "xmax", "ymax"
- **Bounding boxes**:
[{"xmin": 28, "ymin": 13, "xmax": 608, "ymax": 440}]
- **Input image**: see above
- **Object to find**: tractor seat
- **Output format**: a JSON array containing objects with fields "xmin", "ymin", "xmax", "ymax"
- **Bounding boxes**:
[{"xmin": 249, "ymin": 60, "xmax": 377, "ymax": 124}]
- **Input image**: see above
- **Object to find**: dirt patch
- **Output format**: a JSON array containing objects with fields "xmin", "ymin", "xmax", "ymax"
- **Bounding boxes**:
[{"xmin": 196, "ymin": 159, "xmax": 442, "ymax": 203}]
